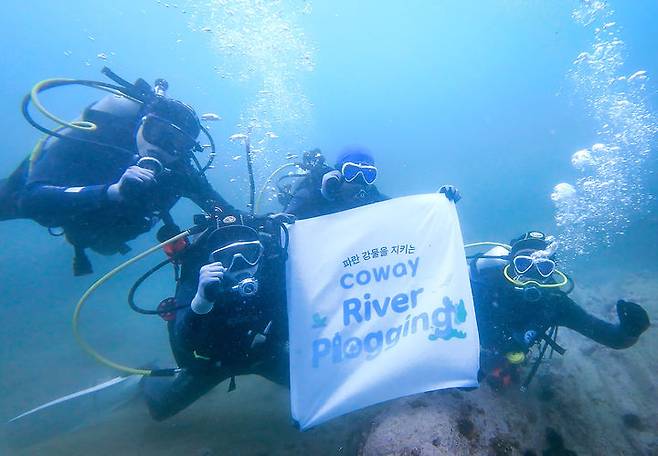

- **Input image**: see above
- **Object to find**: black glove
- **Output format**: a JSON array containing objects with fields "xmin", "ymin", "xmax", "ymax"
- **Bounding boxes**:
[
  {"xmin": 439, "ymin": 185, "xmax": 462, "ymax": 203},
  {"xmin": 617, "ymin": 300, "xmax": 650, "ymax": 337}
]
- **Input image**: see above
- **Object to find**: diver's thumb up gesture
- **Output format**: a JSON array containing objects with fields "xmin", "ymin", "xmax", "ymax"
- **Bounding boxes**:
[{"xmin": 191, "ymin": 262, "xmax": 226, "ymax": 314}]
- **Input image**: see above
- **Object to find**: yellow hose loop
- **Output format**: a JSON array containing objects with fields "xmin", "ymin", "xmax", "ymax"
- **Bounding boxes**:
[
  {"xmin": 30, "ymin": 79, "xmax": 97, "ymax": 131},
  {"xmin": 30, "ymin": 79, "xmax": 139, "ymax": 132},
  {"xmin": 72, "ymin": 230, "xmax": 191, "ymax": 376}
]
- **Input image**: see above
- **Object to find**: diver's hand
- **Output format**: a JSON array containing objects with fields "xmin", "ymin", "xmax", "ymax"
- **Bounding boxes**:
[
  {"xmin": 617, "ymin": 300, "xmax": 650, "ymax": 337},
  {"xmin": 191, "ymin": 262, "xmax": 226, "ymax": 314},
  {"xmin": 107, "ymin": 166, "xmax": 156, "ymax": 202},
  {"xmin": 268, "ymin": 212, "xmax": 296, "ymax": 224},
  {"xmin": 439, "ymin": 185, "xmax": 461, "ymax": 203},
  {"xmin": 321, "ymin": 170, "xmax": 342, "ymax": 200}
]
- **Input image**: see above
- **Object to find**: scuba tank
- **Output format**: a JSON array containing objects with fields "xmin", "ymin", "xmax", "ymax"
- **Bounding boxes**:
[
  {"xmin": 80, "ymin": 93, "xmax": 143, "ymax": 145},
  {"xmin": 2, "ymin": 67, "xmax": 219, "ymax": 275},
  {"xmin": 468, "ymin": 245, "xmax": 510, "ymax": 285}
]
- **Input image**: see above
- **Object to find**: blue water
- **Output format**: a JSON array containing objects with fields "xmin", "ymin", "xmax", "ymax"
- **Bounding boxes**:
[{"xmin": 0, "ymin": 1, "xmax": 656, "ymax": 454}]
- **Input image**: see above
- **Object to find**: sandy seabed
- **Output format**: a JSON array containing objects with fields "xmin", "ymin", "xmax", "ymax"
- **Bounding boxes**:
[{"xmin": 2, "ymin": 272, "xmax": 656, "ymax": 456}]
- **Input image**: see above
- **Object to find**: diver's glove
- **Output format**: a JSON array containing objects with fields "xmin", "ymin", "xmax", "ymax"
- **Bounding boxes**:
[
  {"xmin": 321, "ymin": 170, "xmax": 342, "ymax": 200},
  {"xmin": 439, "ymin": 185, "xmax": 461, "ymax": 203},
  {"xmin": 107, "ymin": 165, "xmax": 156, "ymax": 202},
  {"xmin": 617, "ymin": 300, "xmax": 650, "ymax": 337},
  {"xmin": 191, "ymin": 262, "xmax": 226, "ymax": 314}
]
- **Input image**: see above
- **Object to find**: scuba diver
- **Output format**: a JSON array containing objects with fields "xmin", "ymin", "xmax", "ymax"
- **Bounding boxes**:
[
  {"xmin": 141, "ymin": 212, "xmax": 292, "ymax": 420},
  {"xmin": 0, "ymin": 68, "xmax": 233, "ymax": 275},
  {"xmin": 283, "ymin": 145, "xmax": 461, "ymax": 219},
  {"xmin": 468, "ymin": 231, "xmax": 651, "ymax": 390}
]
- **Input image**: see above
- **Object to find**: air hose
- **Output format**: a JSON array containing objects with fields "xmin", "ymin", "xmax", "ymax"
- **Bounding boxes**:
[
  {"xmin": 245, "ymin": 136, "xmax": 256, "ymax": 215},
  {"xmin": 22, "ymin": 79, "xmax": 142, "ymax": 156},
  {"xmin": 25, "ymin": 75, "xmax": 217, "ymax": 178},
  {"xmin": 254, "ymin": 162, "xmax": 300, "ymax": 214},
  {"xmin": 72, "ymin": 230, "xmax": 194, "ymax": 377},
  {"xmin": 28, "ymin": 78, "xmax": 141, "ymax": 131}
]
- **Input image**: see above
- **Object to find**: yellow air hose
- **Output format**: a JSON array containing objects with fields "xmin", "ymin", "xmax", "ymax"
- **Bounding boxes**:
[
  {"xmin": 72, "ymin": 230, "xmax": 192, "ymax": 376},
  {"xmin": 30, "ymin": 78, "xmax": 139, "ymax": 132}
]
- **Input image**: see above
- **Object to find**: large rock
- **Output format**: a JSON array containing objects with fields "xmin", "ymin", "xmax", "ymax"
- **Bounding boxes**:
[{"xmin": 360, "ymin": 275, "xmax": 658, "ymax": 455}]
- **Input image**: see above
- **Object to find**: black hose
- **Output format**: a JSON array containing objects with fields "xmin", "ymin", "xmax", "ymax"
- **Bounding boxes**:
[
  {"xmin": 128, "ymin": 258, "xmax": 189, "ymax": 315},
  {"xmin": 549, "ymin": 327, "xmax": 559, "ymax": 359},
  {"xmin": 24, "ymin": 78, "xmax": 213, "ymax": 181},
  {"xmin": 100, "ymin": 67, "xmax": 145, "ymax": 98},
  {"xmin": 521, "ymin": 326, "xmax": 556, "ymax": 391},
  {"xmin": 281, "ymin": 222, "xmax": 290, "ymax": 252},
  {"xmin": 190, "ymin": 152, "xmax": 205, "ymax": 175},
  {"xmin": 199, "ymin": 124, "xmax": 216, "ymax": 173},
  {"xmin": 21, "ymin": 81, "xmax": 141, "ymax": 156}
]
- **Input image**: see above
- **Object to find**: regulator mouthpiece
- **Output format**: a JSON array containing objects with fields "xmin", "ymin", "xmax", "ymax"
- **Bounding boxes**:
[
  {"xmin": 137, "ymin": 156, "xmax": 164, "ymax": 175},
  {"xmin": 232, "ymin": 277, "xmax": 259, "ymax": 297},
  {"xmin": 154, "ymin": 78, "xmax": 169, "ymax": 97}
]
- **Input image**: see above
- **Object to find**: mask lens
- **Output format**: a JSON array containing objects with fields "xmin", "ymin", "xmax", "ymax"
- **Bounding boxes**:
[
  {"xmin": 513, "ymin": 256, "xmax": 534, "ymax": 274},
  {"xmin": 210, "ymin": 246, "xmax": 239, "ymax": 269},
  {"xmin": 341, "ymin": 163, "xmax": 361, "ymax": 182},
  {"xmin": 210, "ymin": 241, "xmax": 263, "ymax": 270},
  {"xmin": 341, "ymin": 162, "xmax": 377, "ymax": 184},
  {"xmin": 237, "ymin": 242, "xmax": 263, "ymax": 264},
  {"xmin": 535, "ymin": 258, "xmax": 556, "ymax": 277},
  {"xmin": 142, "ymin": 115, "xmax": 197, "ymax": 153},
  {"xmin": 230, "ymin": 255, "xmax": 253, "ymax": 271},
  {"xmin": 360, "ymin": 166, "xmax": 377, "ymax": 184}
]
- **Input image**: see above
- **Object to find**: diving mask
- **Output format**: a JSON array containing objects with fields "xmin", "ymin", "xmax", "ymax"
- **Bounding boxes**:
[
  {"xmin": 512, "ymin": 255, "xmax": 556, "ymax": 278},
  {"xmin": 341, "ymin": 161, "xmax": 377, "ymax": 184},
  {"xmin": 209, "ymin": 240, "xmax": 264, "ymax": 298},
  {"xmin": 209, "ymin": 240, "xmax": 264, "ymax": 271},
  {"xmin": 141, "ymin": 114, "xmax": 201, "ymax": 155},
  {"xmin": 503, "ymin": 264, "xmax": 568, "ymax": 289}
]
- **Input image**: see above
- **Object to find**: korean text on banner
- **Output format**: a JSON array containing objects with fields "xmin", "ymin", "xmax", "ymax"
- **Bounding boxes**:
[{"xmin": 286, "ymin": 193, "xmax": 479, "ymax": 429}]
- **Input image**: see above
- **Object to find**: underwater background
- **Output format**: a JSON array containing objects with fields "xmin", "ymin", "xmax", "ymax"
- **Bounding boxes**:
[{"xmin": 0, "ymin": 0, "xmax": 656, "ymax": 454}]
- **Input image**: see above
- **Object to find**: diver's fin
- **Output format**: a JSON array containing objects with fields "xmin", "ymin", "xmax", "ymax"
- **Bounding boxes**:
[{"xmin": 5, "ymin": 375, "xmax": 142, "ymax": 449}]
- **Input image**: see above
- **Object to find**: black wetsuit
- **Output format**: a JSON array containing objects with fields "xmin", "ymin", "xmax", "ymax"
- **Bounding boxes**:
[
  {"xmin": 19, "ymin": 127, "xmax": 233, "ymax": 270},
  {"xmin": 144, "ymin": 230, "xmax": 289, "ymax": 421},
  {"xmin": 470, "ymin": 266, "xmax": 648, "ymax": 365},
  {"xmin": 284, "ymin": 170, "xmax": 389, "ymax": 220}
]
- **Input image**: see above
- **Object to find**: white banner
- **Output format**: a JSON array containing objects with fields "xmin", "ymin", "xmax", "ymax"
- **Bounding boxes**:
[{"xmin": 286, "ymin": 194, "xmax": 480, "ymax": 429}]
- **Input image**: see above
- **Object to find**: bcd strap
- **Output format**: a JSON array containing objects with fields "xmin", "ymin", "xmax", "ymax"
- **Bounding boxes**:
[
  {"xmin": 228, "ymin": 376, "xmax": 236, "ymax": 392},
  {"xmin": 521, "ymin": 326, "xmax": 563, "ymax": 392},
  {"xmin": 541, "ymin": 332, "xmax": 566, "ymax": 355}
]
